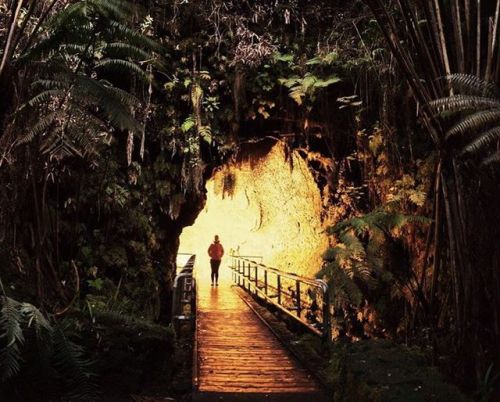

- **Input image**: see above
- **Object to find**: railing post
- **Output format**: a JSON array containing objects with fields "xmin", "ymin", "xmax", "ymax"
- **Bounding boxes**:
[
  {"xmin": 296, "ymin": 280, "xmax": 301, "ymax": 317},
  {"xmin": 264, "ymin": 270, "xmax": 268, "ymax": 295},
  {"xmin": 243, "ymin": 261, "xmax": 247, "ymax": 288},
  {"xmin": 238, "ymin": 259, "xmax": 241, "ymax": 286},
  {"xmin": 323, "ymin": 288, "xmax": 331, "ymax": 344},
  {"xmin": 254, "ymin": 265, "xmax": 258, "ymax": 295},
  {"xmin": 247, "ymin": 263, "xmax": 251, "ymax": 292},
  {"xmin": 277, "ymin": 274, "xmax": 281, "ymax": 305}
]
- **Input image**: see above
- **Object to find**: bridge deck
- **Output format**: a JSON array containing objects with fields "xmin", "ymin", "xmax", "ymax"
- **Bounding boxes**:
[{"xmin": 195, "ymin": 277, "xmax": 324, "ymax": 399}]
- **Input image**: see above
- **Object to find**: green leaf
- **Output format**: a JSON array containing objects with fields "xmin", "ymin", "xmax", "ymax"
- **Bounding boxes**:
[
  {"xmin": 274, "ymin": 53, "xmax": 294, "ymax": 62},
  {"xmin": 181, "ymin": 117, "xmax": 196, "ymax": 133},
  {"xmin": 315, "ymin": 75, "xmax": 341, "ymax": 88}
]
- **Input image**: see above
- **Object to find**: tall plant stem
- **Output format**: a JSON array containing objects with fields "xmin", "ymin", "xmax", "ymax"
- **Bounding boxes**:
[
  {"xmin": 0, "ymin": 0, "xmax": 25, "ymax": 80},
  {"xmin": 485, "ymin": 0, "xmax": 500, "ymax": 81}
]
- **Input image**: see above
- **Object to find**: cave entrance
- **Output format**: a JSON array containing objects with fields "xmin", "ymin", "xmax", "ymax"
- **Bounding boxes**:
[{"xmin": 179, "ymin": 140, "xmax": 329, "ymax": 286}]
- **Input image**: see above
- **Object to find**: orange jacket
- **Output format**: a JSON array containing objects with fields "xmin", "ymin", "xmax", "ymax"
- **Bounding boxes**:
[{"xmin": 208, "ymin": 241, "xmax": 224, "ymax": 260}]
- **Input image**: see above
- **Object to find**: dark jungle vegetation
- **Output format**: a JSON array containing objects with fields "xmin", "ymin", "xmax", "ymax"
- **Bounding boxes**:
[{"xmin": 0, "ymin": 0, "xmax": 499, "ymax": 401}]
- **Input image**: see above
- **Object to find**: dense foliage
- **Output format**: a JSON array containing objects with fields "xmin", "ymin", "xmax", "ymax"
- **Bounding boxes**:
[{"xmin": 0, "ymin": 0, "xmax": 499, "ymax": 400}]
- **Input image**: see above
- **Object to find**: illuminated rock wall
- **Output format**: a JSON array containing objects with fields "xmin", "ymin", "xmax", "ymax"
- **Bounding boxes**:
[{"xmin": 179, "ymin": 141, "xmax": 329, "ymax": 280}]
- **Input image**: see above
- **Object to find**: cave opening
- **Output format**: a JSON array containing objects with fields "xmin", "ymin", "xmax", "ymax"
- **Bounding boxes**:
[{"xmin": 178, "ymin": 139, "xmax": 330, "ymax": 286}]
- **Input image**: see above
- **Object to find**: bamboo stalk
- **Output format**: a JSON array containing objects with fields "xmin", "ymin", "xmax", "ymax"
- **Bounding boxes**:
[
  {"xmin": 0, "ymin": 0, "xmax": 25, "ymax": 80},
  {"xmin": 11, "ymin": 0, "xmax": 36, "ymax": 57},
  {"xmin": 433, "ymin": 0, "xmax": 452, "ymax": 78},
  {"xmin": 400, "ymin": 1, "xmax": 441, "ymax": 98},
  {"xmin": 429, "ymin": 160, "xmax": 442, "ymax": 309},
  {"xmin": 464, "ymin": 0, "xmax": 471, "ymax": 37},
  {"xmin": 477, "ymin": 0, "xmax": 482, "ymax": 76},
  {"xmin": 451, "ymin": 0, "xmax": 466, "ymax": 72},
  {"xmin": 485, "ymin": 0, "xmax": 500, "ymax": 81},
  {"xmin": 364, "ymin": 0, "xmax": 442, "ymax": 144}
]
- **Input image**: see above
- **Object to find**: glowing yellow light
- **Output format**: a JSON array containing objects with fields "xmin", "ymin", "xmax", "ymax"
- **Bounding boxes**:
[{"xmin": 179, "ymin": 141, "xmax": 329, "ymax": 283}]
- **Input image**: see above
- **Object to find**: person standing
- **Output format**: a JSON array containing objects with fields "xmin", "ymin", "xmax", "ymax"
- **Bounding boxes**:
[{"xmin": 208, "ymin": 235, "xmax": 224, "ymax": 286}]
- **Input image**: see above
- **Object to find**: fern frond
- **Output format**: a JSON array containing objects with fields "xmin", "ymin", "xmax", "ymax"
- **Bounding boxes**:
[
  {"xmin": 40, "ymin": 129, "xmax": 84, "ymax": 158},
  {"xmin": 0, "ymin": 297, "xmax": 25, "ymax": 381},
  {"xmin": 88, "ymin": 0, "xmax": 134, "ymax": 20},
  {"xmin": 52, "ymin": 327, "xmax": 97, "ymax": 400},
  {"xmin": 338, "ymin": 230, "xmax": 366, "ymax": 259},
  {"xmin": 59, "ymin": 43, "xmax": 91, "ymax": 55},
  {"xmin": 444, "ymin": 74, "xmax": 500, "ymax": 98},
  {"xmin": 104, "ymin": 42, "xmax": 151, "ymax": 61},
  {"xmin": 329, "ymin": 216, "xmax": 369, "ymax": 236},
  {"xmin": 28, "ymin": 89, "xmax": 68, "ymax": 107},
  {"xmin": 481, "ymin": 152, "xmax": 500, "ymax": 166},
  {"xmin": 18, "ymin": 111, "xmax": 66, "ymax": 145},
  {"xmin": 446, "ymin": 110, "xmax": 500, "ymax": 141},
  {"xmin": 32, "ymin": 79, "xmax": 71, "ymax": 90},
  {"xmin": 430, "ymin": 95, "xmax": 500, "ymax": 114},
  {"xmin": 461, "ymin": 127, "xmax": 500, "ymax": 156},
  {"xmin": 43, "ymin": 2, "xmax": 88, "ymax": 33},
  {"xmin": 327, "ymin": 264, "xmax": 363, "ymax": 307},
  {"xmin": 106, "ymin": 86, "xmax": 142, "ymax": 108},
  {"xmin": 94, "ymin": 59, "xmax": 150, "ymax": 82},
  {"xmin": 108, "ymin": 21, "xmax": 162, "ymax": 52},
  {"xmin": 68, "ymin": 74, "xmax": 143, "ymax": 132}
]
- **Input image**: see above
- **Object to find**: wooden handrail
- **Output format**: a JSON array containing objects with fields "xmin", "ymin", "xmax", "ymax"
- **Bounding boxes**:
[{"xmin": 229, "ymin": 255, "xmax": 331, "ymax": 342}]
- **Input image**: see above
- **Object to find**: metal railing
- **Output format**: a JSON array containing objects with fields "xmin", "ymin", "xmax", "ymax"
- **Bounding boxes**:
[
  {"xmin": 172, "ymin": 253, "xmax": 196, "ymax": 331},
  {"xmin": 230, "ymin": 255, "xmax": 331, "ymax": 342}
]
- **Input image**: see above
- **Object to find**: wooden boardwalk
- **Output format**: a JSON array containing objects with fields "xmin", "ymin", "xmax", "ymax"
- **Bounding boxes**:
[{"xmin": 194, "ymin": 276, "xmax": 325, "ymax": 401}]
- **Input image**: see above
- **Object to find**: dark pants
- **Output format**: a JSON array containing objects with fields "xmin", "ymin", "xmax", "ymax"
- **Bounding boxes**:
[{"xmin": 210, "ymin": 259, "xmax": 221, "ymax": 283}]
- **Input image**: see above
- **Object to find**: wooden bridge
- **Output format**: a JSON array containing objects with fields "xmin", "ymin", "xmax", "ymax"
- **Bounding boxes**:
[{"xmin": 173, "ymin": 255, "xmax": 330, "ymax": 401}]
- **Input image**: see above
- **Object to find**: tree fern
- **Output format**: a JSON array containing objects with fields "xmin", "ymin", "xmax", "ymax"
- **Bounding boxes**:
[
  {"xmin": 461, "ymin": 127, "xmax": 500, "ymax": 156},
  {"xmin": 104, "ymin": 42, "xmax": 152, "ymax": 61},
  {"xmin": 52, "ymin": 327, "xmax": 97, "ymax": 400},
  {"xmin": 95, "ymin": 58, "xmax": 151, "ymax": 83},
  {"xmin": 444, "ymin": 74, "xmax": 500, "ymax": 98},
  {"xmin": 0, "ymin": 296, "xmax": 96, "ymax": 399},
  {"xmin": 0, "ymin": 297, "xmax": 24, "ymax": 381},
  {"xmin": 321, "ymin": 207, "xmax": 429, "ymax": 309},
  {"xmin": 445, "ymin": 110, "xmax": 500, "ymax": 141},
  {"xmin": 481, "ymin": 152, "xmax": 500, "ymax": 167},
  {"xmin": 107, "ymin": 21, "xmax": 162, "ymax": 53},
  {"xmin": 431, "ymin": 74, "xmax": 500, "ymax": 164},
  {"xmin": 12, "ymin": 0, "xmax": 159, "ymax": 162},
  {"xmin": 430, "ymin": 95, "xmax": 500, "ymax": 113}
]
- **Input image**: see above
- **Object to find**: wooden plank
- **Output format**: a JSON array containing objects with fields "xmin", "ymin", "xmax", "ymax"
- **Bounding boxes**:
[{"xmin": 195, "ymin": 278, "xmax": 323, "ymax": 397}]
